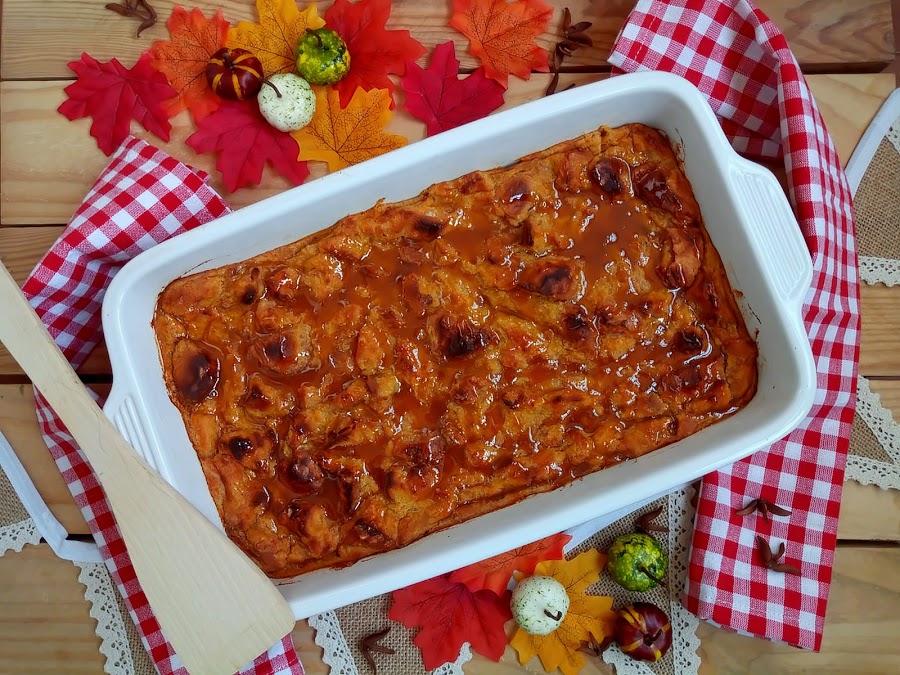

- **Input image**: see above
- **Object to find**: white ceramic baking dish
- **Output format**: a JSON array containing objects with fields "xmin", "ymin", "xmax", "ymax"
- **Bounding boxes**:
[{"xmin": 102, "ymin": 71, "xmax": 816, "ymax": 619}]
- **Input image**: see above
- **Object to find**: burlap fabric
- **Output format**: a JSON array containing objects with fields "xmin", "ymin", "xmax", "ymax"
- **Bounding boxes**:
[
  {"xmin": 846, "ymin": 112, "xmax": 900, "ymax": 490},
  {"xmin": 856, "ymin": 117, "xmax": 900, "ymax": 286},
  {"xmin": 0, "ymin": 465, "xmax": 41, "ymax": 553}
]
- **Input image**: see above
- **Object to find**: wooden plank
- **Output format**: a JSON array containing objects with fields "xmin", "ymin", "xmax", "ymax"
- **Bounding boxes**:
[
  {"xmin": 1, "ymin": 73, "xmax": 891, "ymax": 228},
  {"xmin": 0, "ymin": 0, "xmax": 893, "ymax": 81},
  {"xmin": 770, "ymin": 0, "xmax": 895, "ymax": 68},
  {"xmin": 860, "ymin": 284, "xmax": 900, "ymax": 377},
  {"xmin": 839, "ymin": 481, "xmax": 900, "ymax": 541},
  {"xmin": 839, "ymin": 378, "xmax": 900, "ymax": 542},
  {"xmin": 0, "ymin": 545, "xmax": 105, "ymax": 674},
  {"xmin": 694, "ymin": 546, "xmax": 900, "ymax": 674},
  {"xmin": 0, "ymin": 72, "xmax": 603, "ymax": 225},
  {"xmin": 2, "ymin": 72, "xmax": 890, "ymax": 227},
  {"xmin": 0, "ymin": 544, "xmax": 329, "ymax": 674},
  {"xmin": 2, "ymin": 533, "xmax": 897, "ymax": 674},
  {"xmin": 869, "ymin": 377, "xmax": 900, "ymax": 413},
  {"xmin": 6, "ymin": 543, "xmax": 896, "ymax": 674},
  {"xmin": 807, "ymin": 72, "xmax": 897, "ymax": 164},
  {"xmin": 0, "ymin": 384, "xmax": 102, "ymax": 534},
  {"xmin": 290, "ymin": 621, "xmax": 329, "ymax": 675}
]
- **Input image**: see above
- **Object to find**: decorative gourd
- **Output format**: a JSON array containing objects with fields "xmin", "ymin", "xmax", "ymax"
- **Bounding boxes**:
[
  {"xmin": 295, "ymin": 28, "xmax": 351, "ymax": 85},
  {"xmin": 606, "ymin": 533, "xmax": 668, "ymax": 591},
  {"xmin": 206, "ymin": 48, "xmax": 264, "ymax": 101},
  {"xmin": 510, "ymin": 575, "xmax": 570, "ymax": 635},
  {"xmin": 257, "ymin": 74, "xmax": 316, "ymax": 132}
]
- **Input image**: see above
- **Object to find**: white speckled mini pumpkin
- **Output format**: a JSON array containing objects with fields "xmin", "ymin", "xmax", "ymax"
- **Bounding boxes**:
[
  {"xmin": 257, "ymin": 73, "xmax": 316, "ymax": 132},
  {"xmin": 510, "ymin": 575, "xmax": 570, "ymax": 635}
]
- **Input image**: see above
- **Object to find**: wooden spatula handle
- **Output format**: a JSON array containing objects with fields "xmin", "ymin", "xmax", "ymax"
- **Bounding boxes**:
[{"xmin": 0, "ymin": 261, "xmax": 295, "ymax": 674}]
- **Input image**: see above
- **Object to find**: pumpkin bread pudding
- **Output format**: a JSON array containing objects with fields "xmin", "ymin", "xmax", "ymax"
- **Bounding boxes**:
[{"xmin": 154, "ymin": 124, "xmax": 758, "ymax": 578}]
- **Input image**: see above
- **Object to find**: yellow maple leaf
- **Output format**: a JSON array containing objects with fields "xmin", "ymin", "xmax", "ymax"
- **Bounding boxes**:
[
  {"xmin": 293, "ymin": 87, "xmax": 407, "ymax": 172},
  {"xmin": 227, "ymin": 0, "xmax": 325, "ymax": 77},
  {"xmin": 510, "ymin": 549, "xmax": 617, "ymax": 675}
]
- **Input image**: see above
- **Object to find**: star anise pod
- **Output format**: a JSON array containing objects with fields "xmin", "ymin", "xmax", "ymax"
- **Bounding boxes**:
[
  {"xmin": 756, "ymin": 536, "xmax": 801, "ymax": 575},
  {"xmin": 734, "ymin": 498, "xmax": 792, "ymax": 523},
  {"xmin": 359, "ymin": 627, "xmax": 395, "ymax": 674},
  {"xmin": 546, "ymin": 7, "xmax": 593, "ymax": 96},
  {"xmin": 636, "ymin": 505, "xmax": 669, "ymax": 534},
  {"xmin": 105, "ymin": 0, "xmax": 157, "ymax": 37},
  {"xmin": 579, "ymin": 634, "xmax": 614, "ymax": 658}
]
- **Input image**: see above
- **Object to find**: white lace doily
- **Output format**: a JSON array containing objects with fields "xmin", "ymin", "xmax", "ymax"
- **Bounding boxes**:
[
  {"xmin": 590, "ymin": 487, "xmax": 700, "ymax": 675},
  {"xmin": 0, "ymin": 517, "xmax": 42, "ymax": 555},
  {"xmin": 845, "ymin": 376, "xmax": 900, "ymax": 490},
  {"xmin": 77, "ymin": 562, "xmax": 141, "ymax": 675},
  {"xmin": 859, "ymin": 256, "xmax": 900, "ymax": 287}
]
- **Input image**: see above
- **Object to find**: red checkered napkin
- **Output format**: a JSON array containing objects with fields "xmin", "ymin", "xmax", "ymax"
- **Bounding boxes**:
[
  {"xmin": 610, "ymin": 0, "xmax": 859, "ymax": 650},
  {"xmin": 22, "ymin": 136, "xmax": 304, "ymax": 674}
]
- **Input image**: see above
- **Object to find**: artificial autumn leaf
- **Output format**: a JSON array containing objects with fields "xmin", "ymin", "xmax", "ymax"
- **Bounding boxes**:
[
  {"xmin": 388, "ymin": 574, "xmax": 512, "ymax": 669},
  {"xmin": 510, "ymin": 549, "xmax": 616, "ymax": 675},
  {"xmin": 228, "ymin": 0, "xmax": 325, "ymax": 77},
  {"xmin": 148, "ymin": 6, "xmax": 229, "ymax": 122},
  {"xmin": 450, "ymin": 0, "xmax": 553, "ymax": 86},
  {"xmin": 293, "ymin": 86, "xmax": 406, "ymax": 171},
  {"xmin": 58, "ymin": 52, "xmax": 176, "ymax": 156},
  {"xmin": 185, "ymin": 99, "xmax": 309, "ymax": 192},
  {"xmin": 401, "ymin": 41, "xmax": 506, "ymax": 137},
  {"xmin": 449, "ymin": 532, "xmax": 570, "ymax": 595},
  {"xmin": 324, "ymin": 0, "xmax": 426, "ymax": 108}
]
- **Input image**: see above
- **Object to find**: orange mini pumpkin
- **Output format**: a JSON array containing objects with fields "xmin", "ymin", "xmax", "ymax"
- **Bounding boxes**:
[{"xmin": 206, "ymin": 48, "xmax": 263, "ymax": 101}]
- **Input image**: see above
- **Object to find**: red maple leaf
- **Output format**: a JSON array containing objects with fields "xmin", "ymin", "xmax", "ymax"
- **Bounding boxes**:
[
  {"xmin": 148, "ymin": 7, "xmax": 230, "ymax": 122},
  {"xmin": 388, "ymin": 574, "xmax": 513, "ymax": 668},
  {"xmin": 325, "ymin": 0, "xmax": 426, "ymax": 108},
  {"xmin": 58, "ymin": 53, "xmax": 176, "ymax": 156},
  {"xmin": 185, "ymin": 99, "xmax": 309, "ymax": 192},
  {"xmin": 449, "ymin": 533, "xmax": 571, "ymax": 595},
  {"xmin": 401, "ymin": 41, "xmax": 506, "ymax": 137}
]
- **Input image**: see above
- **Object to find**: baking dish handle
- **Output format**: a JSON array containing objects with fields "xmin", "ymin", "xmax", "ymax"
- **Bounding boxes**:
[
  {"xmin": 102, "ymin": 382, "xmax": 167, "ymax": 480},
  {"xmin": 729, "ymin": 158, "xmax": 813, "ymax": 306}
]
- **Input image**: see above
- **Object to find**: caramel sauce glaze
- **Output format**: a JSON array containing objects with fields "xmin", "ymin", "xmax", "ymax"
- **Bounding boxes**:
[{"xmin": 153, "ymin": 124, "xmax": 758, "ymax": 578}]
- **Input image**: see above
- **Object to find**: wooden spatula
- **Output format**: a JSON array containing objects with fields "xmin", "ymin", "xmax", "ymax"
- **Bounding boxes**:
[{"xmin": 0, "ymin": 261, "xmax": 296, "ymax": 674}]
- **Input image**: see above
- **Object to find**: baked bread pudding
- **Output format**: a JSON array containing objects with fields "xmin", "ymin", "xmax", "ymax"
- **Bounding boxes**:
[{"xmin": 154, "ymin": 124, "xmax": 758, "ymax": 578}]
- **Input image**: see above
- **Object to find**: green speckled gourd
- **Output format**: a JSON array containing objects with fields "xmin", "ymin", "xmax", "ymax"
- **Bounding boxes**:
[
  {"xmin": 295, "ymin": 28, "xmax": 350, "ymax": 85},
  {"xmin": 607, "ymin": 533, "xmax": 668, "ymax": 592}
]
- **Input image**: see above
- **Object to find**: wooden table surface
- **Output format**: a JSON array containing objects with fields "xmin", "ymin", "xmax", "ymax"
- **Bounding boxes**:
[{"xmin": 1, "ymin": 1, "xmax": 898, "ymax": 673}]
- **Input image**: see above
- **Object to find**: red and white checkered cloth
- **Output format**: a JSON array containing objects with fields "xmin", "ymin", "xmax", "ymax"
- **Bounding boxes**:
[
  {"xmin": 610, "ymin": 0, "xmax": 859, "ymax": 650},
  {"xmin": 22, "ymin": 136, "xmax": 304, "ymax": 674}
]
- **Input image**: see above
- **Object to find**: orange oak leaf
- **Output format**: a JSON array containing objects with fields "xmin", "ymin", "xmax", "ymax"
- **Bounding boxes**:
[
  {"xmin": 293, "ymin": 86, "xmax": 407, "ymax": 171},
  {"xmin": 148, "ymin": 7, "xmax": 229, "ymax": 122},
  {"xmin": 449, "ymin": 533, "xmax": 571, "ymax": 595},
  {"xmin": 324, "ymin": 0, "xmax": 427, "ymax": 108},
  {"xmin": 450, "ymin": 0, "xmax": 553, "ymax": 86},
  {"xmin": 510, "ymin": 549, "xmax": 616, "ymax": 675},
  {"xmin": 228, "ymin": 0, "xmax": 325, "ymax": 77}
]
